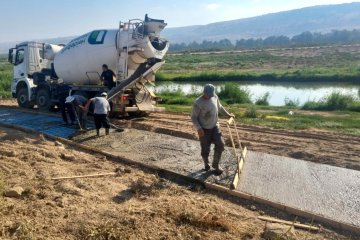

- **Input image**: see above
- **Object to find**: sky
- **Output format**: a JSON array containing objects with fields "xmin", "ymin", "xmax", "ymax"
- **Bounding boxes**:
[{"xmin": 0, "ymin": 0, "xmax": 358, "ymax": 43}]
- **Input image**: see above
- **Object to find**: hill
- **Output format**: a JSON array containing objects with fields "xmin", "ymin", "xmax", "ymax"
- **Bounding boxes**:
[
  {"xmin": 0, "ymin": 36, "xmax": 74, "ymax": 54},
  {"xmin": 163, "ymin": 2, "xmax": 360, "ymax": 43}
]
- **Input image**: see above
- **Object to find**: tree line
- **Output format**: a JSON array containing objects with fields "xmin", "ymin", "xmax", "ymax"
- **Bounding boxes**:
[{"xmin": 169, "ymin": 29, "xmax": 360, "ymax": 52}]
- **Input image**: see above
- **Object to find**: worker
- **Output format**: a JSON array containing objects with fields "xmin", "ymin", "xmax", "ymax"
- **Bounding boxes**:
[
  {"xmin": 85, "ymin": 92, "xmax": 111, "ymax": 137},
  {"xmin": 191, "ymin": 84, "xmax": 234, "ymax": 175},
  {"xmin": 101, "ymin": 64, "xmax": 116, "ymax": 89},
  {"xmin": 58, "ymin": 84, "xmax": 74, "ymax": 126},
  {"xmin": 65, "ymin": 95, "xmax": 88, "ymax": 129}
]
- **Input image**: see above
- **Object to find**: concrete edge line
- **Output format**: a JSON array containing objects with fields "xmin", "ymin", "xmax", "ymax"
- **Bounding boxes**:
[{"xmin": 0, "ymin": 121, "xmax": 359, "ymax": 235}]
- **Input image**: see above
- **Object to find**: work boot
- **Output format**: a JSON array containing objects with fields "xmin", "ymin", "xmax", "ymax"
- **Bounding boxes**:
[
  {"xmin": 96, "ymin": 129, "xmax": 100, "ymax": 137},
  {"xmin": 203, "ymin": 157, "xmax": 211, "ymax": 171},
  {"xmin": 105, "ymin": 128, "xmax": 110, "ymax": 135},
  {"xmin": 212, "ymin": 165, "xmax": 224, "ymax": 175},
  {"xmin": 212, "ymin": 152, "xmax": 223, "ymax": 175}
]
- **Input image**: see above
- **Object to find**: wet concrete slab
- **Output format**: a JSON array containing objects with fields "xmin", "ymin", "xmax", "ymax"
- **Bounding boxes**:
[
  {"xmin": 0, "ymin": 109, "xmax": 94, "ymax": 138},
  {"xmin": 238, "ymin": 151, "xmax": 360, "ymax": 227},
  {"xmin": 75, "ymin": 128, "xmax": 239, "ymax": 186}
]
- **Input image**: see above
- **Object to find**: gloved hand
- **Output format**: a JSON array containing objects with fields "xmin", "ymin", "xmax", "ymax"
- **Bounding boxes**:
[{"xmin": 229, "ymin": 113, "xmax": 235, "ymax": 118}]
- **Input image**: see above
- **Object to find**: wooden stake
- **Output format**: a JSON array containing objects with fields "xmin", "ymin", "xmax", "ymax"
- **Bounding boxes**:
[
  {"xmin": 51, "ymin": 172, "xmax": 117, "ymax": 180},
  {"xmin": 231, "ymin": 147, "xmax": 247, "ymax": 189},
  {"xmin": 258, "ymin": 216, "xmax": 320, "ymax": 231}
]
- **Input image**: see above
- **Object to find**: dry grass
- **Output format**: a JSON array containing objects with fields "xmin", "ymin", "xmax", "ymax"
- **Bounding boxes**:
[
  {"xmin": 128, "ymin": 176, "xmax": 169, "ymax": 197},
  {"xmin": 175, "ymin": 211, "xmax": 231, "ymax": 232},
  {"xmin": 1, "ymin": 221, "xmax": 35, "ymax": 240},
  {"xmin": 0, "ymin": 175, "xmax": 4, "ymax": 197},
  {"xmin": 77, "ymin": 219, "xmax": 135, "ymax": 240},
  {"xmin": 0, "ymin": 127, "xmax": 352, "ymax": 240}
]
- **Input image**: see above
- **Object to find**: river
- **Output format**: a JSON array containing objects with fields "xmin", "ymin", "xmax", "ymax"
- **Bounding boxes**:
[{"xmin": 153, "ymin": 81, "xmax": 360, "ymax": 106}]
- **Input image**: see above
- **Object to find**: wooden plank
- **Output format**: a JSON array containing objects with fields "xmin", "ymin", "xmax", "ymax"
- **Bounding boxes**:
[
  {"xmin": 231, "ymin": 172, "xmax": 239, "ymax": 189},
  {"xmin": 51, "ymin": 172, "xmax": 117, "ymax": 180},
  {"xmin": 258, "ymin": 216, "xmax": 320, "ymax": 231},
  {"xmin": 227, "ymin": 117, "xmax": 234, "ymax": 125},
  {"xmin": 239, "ymin": 146, "xmax": 247, "ymax": 173},
  {"xmin": 231, "ymin": 147, "xmax": 248, "ymax": 189}
]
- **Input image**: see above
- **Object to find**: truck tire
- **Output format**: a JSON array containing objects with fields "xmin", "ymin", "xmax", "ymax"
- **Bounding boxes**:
[
  {"xmin": 17, "ymin": 88, "xmax": 34, "ymax": 109},
  {"xmin": 36, "ymin": 88, "xmax": 51, "ymax": 110}
]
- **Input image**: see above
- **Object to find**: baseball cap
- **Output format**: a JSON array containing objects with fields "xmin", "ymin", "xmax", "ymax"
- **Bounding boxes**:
[
  {"xmin": 100, "ymin": 92, "xmax": 108, "ymax": 97},
  {"xmin": 203, "ymin": 84, "xmax": 215, "ymax": 98},
  {"xmin": 65, "ymin": 96, "xmax": 75, "ymax": 103}
]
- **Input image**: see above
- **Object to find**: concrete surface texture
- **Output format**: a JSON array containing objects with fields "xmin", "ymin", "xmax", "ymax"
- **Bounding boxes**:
[
  {"xmin": 76, "ymin": 128, "xmax": 238, "ymax": 186},
  {"xmin": 0, "ymin": 109, "xmax": 77, "ymax": 138},
  {"xmin": 238, "ymin": 151, "xmax": 360, "ymax": 227}
]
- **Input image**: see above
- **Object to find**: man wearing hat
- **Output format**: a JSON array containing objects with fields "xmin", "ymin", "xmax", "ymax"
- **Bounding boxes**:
[
  {"xmin": 85, "ymin": 92, "xmax": 111, "ymax": 136},
  {"xmin": 191, "ymin": 84, "xmax": 234, "ymax": 175}
]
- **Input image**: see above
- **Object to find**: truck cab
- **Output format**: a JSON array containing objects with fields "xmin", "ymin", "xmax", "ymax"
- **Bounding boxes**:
[{"xmin": 8, "ymin": 42, "xmax": 49, "ymax": 108}]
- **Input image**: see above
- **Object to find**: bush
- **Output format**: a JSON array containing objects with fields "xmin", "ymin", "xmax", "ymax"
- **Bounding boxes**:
[
  {"xmin": 284, "ymin": 97, "xmax": 300, "ymax": 107},
  {"xmin": 217, "ymin": 82, "xmax": 252, "ymax": 104},
  {"xmin": 325, "ymin": 92, "xmax": 355, "ymax": 110},
  {"xmin": 255, "ymin": 92, "xmax": 270, "ymax": 105},
  {"xmin": 302, "ymin": 92, "xmax": 356, "ymax": 111},
  {"xmin": 244, "ymin": 106, "xmax": 258, "ymax": 118},
  {"xmin": 348, "ymin": 102, "xmax": 360, "ymax": 112},
  {"xmin": 158, "ymin": 88, "xmax": 196, "ymax": 105}
]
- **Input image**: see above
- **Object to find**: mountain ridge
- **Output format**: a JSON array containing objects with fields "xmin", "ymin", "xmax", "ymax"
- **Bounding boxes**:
[
  {"xmin": 163, "ymin": 2, "xmax": 360, "ymax": 43},
  {"xmin": 1, "ymin": 2, "xmax": 360, "ymax": 53}
]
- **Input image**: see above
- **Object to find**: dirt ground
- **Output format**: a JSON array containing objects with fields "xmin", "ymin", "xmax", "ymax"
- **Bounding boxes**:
[
  {"xmin": 0, "ymin": 127, "xmax": 351, "ymax": 240},
  {"xmin": 119, "ymin": 112, "xmax": 360, "ymax": 171}
]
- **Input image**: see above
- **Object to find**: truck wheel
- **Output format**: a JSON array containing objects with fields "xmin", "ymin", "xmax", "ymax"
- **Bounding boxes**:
[
  {"xmin": 17, "ymin": 88, "xmax": 34, "ymax": 109},
  {"xmin": 36, "ymin": 88, "xmax": 51, "ymax": 110}
]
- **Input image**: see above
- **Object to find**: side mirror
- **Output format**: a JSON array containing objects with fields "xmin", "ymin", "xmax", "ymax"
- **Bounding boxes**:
[{"xmin": 8, "ymin": 48, "xmax": 15, "ymax": 64}]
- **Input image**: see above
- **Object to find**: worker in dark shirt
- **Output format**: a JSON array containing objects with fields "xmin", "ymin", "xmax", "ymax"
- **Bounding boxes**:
[
  {"xmin": 58, "ymin": 84, "xmax": 76, "ymax": 125},
  {"xmin": 101, "ymin": 64, "xmax": 116, "ymax": 89}
]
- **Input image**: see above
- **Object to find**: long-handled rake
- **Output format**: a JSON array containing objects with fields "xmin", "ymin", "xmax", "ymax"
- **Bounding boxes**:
[{"xmin": 226, "ymin": 117, "xmax": 247, "ymax": 189}]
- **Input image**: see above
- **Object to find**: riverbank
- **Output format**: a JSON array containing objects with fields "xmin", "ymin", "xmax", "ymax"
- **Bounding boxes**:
[
  {"xmin": 159, "ymin": 102, "xmax": 360, "ymax": 136},
  {"xmin": 158, "ymin": 44, "xmax": 360, "ymax": 83}
]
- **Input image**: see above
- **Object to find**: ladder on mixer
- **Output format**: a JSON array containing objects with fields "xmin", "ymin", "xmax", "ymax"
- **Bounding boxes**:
[{"xmin": 116, "ymin": 21, "xmax": 130, "ymax": 81}]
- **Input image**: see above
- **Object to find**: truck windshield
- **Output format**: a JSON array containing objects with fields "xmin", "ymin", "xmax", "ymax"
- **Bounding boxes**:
[{"xmin": 15, "ymin": 49, "xmax": 25, "ymax": 65}]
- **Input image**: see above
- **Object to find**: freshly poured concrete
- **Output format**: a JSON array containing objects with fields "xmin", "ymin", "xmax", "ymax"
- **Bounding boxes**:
[{"xmin": 238, "ymin": 151, "xmax": 360, "ymax": 227}]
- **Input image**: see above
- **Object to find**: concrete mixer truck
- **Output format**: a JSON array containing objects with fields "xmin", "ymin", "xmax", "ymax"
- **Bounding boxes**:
[{"xmin": 7, "ymin": 15, "xmax": 169, "ymax": 116}]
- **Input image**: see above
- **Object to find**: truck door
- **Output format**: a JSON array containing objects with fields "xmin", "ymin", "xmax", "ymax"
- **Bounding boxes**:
[{"xmin": 13, "ymin": 48, "xmax": 27, "ymax": 80}]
